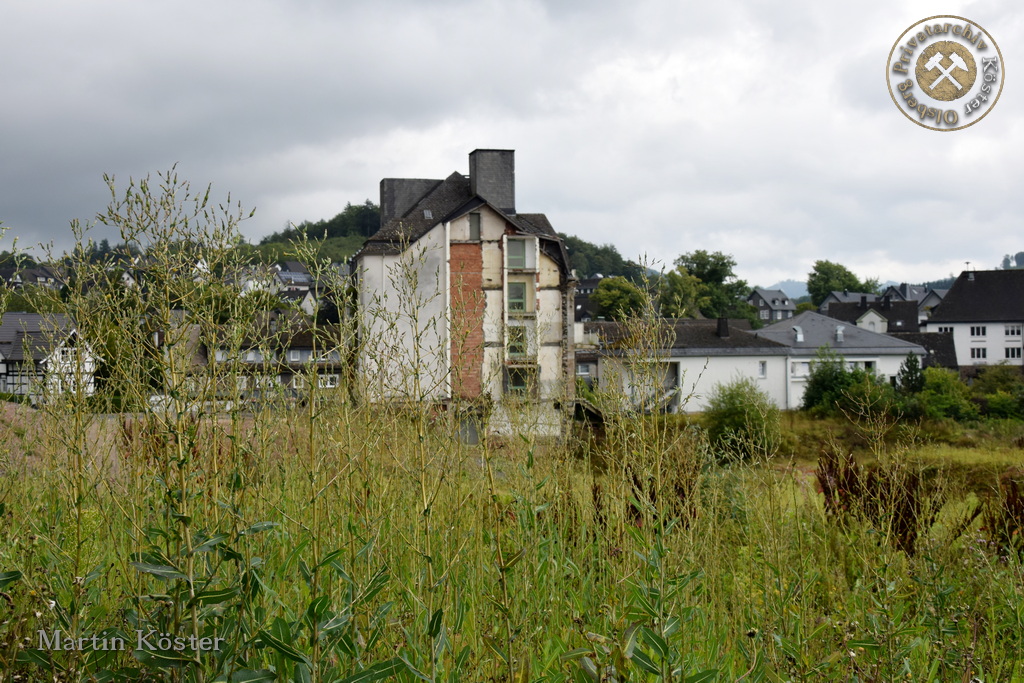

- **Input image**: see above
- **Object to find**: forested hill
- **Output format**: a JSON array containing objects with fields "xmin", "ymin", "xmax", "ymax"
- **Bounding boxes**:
[{"xmin": 254, "ymin": 202, "xmax": 645, "ymax": 279}]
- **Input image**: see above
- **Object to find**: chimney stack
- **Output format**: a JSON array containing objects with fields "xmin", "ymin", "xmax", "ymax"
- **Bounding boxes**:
[
  {"xmin": 469, "ymin": 149, "xmax": 515, "ymax": 215},
  {"xmin": 717, "ymin": 317, "xmax": 729, "ymax": 338}
]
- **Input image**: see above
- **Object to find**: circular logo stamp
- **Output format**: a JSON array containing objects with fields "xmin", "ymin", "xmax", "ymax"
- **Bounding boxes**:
[{"xmin": 887, "ymin": 16, "xmax": 1003, "ymax": 130}]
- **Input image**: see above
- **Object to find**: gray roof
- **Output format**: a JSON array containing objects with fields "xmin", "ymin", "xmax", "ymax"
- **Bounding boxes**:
[
  {"xmin": 819, "ymin": 290, "xmax": 876, "ymax": 305},
  {"xmin": 584, "ymin": 319, "xmax": 790, "ymax": 356},
  {"xmin": 756, "ymin": 311, "xmax": 925, "ymax": 356},
  {"xmin": 356, "ymin": 171, "xmax": 566, "ymax": 269},
  {"xmin": 0, "ymin": 313, "xmax": 75, "ymax": 362},
  {"xmin": 748, "ymin": 288, "xmax": 796, "ymax": 311}
]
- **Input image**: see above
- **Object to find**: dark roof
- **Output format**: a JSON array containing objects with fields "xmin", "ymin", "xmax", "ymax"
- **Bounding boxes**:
[
  {"xmin": 826, "ymin": 300, "xmax": 920, "ymax": 332},
  {"xmin": 928, "ymin": 270, "xmax": 1024, "ymax": 323},
  {"xmin": 889, "ymin": 332, "xmax": 958, "ymax": 369},
  {"xmin": 757, "ymin": 311, "xmax": 925, "ymax": 355},
  {"xmin": 357, "ymin": 171, "xmax": 564, "ymax": 267},
  {"xmin": 748, "ymin": 288, "xmax": 796, "ymax": 311},
  {"xmin": 820, "ymin": 291, "xmax": 877, "ymax": 307},
  {"xmin": 583, "ymin": 319, "xmax": 788, "ymax": 356},
  {"xmin": 0, "ymin": 313, "xmax": 75, "ymax": 362}
]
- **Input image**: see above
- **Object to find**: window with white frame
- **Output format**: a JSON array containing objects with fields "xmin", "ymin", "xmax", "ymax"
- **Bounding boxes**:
[
  {"xmin": 971, "ymin": 326, "xmax": 987, "ymax": 337},
  {"xmin": 1005, "ymin": 324, "xmax": 1022, "ymax": 337},
  {"xmin": 1006, "ymin": 347, "xmax": 1022, "ymax": 359},
  {"xmin": 971, "ymin": 348, "xmax": 987, "ymax": 359},
  {"xmin": 758, "ymin": 361, "xmax": 767, "ymax": 378},
  {"xmin": 318, "ymin": 374, "xmax": 339, "ymax": 389},
  {"xmin": 936, "ymin": 326, "xmax": 953, "ymax": 334}
]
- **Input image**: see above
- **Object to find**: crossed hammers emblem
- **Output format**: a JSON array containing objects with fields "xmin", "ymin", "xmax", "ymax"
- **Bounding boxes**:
[{"xmin": 924, "ymin": 51, "xmax": 969, "ymax": 90}]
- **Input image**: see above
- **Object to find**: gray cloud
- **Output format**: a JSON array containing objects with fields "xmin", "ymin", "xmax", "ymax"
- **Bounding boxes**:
[{"xmin": 0, "ymin": 0, "xmax": 1020, "ymax": 287}]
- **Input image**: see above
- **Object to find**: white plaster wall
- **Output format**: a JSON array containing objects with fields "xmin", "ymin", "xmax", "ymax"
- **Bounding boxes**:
[
  {"xmin": 674, "ymin": 355, "xmax": 789, "ymax": 412},
  {"xmin": 357, "ymin": 225, "xmax": 450, "ymax": 400}
]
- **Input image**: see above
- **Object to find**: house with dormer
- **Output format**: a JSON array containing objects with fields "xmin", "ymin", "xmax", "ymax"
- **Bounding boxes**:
[
  {"xmin": 756, "ymin": 311, "xmax": 925, "ymax": 408},
  {"xmin": 351, "ymin": 149, "xmax": 575, "ymax": 436},
  {"xmin": 747, "ymin": 288, "xmax": 796, "ymax": 322},
  {"xmin": 824, "ymin": 296, "xmax": 920, "ymax": 334}
]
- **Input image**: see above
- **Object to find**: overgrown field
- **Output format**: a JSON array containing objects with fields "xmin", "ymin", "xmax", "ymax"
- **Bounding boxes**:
[
  {"xmin": 1, "ymin": 171, "xmax": 1023, "ymax": 681},
  {"xmin": 1, "ymin": 396, "xmax": 1023, "ymax": 683}
]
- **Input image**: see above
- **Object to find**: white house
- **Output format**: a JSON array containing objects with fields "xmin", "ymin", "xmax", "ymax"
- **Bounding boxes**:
[
  {"xmin": 578, "ymin": 318, "xmax": 791, "ymax": 413},
  {"xmin": 756, "ymin": 311, "xmax": 926, "ymax": 408},
  {"xmin": 924, "ymin": 269, "xmax": 1024, "ymax": 369},
  {"xmin": 0, "ymin": 313, "xmax": 99, "ymax": 403}
]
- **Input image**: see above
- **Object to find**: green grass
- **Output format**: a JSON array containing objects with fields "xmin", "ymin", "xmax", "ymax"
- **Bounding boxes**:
[{"xmin": 2, "ymin": 405, "xmax": 1023, "ymax": 682}]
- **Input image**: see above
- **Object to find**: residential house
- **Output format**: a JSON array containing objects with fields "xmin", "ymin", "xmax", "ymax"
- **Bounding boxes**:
[
  {"xmin": 817, "ymin": 290, "xmax": 877, "ymax": 314},
  {"xmin": 578, "ymin": 318, "xmax": 791, "ymax": 412},
  {"xmin": 825, "ymin": 296, "xmax": 920, "ymax": 333},
  {"xmin": 574, "ymin": 276, "xmax": 603, "ymax": 322},
  {"xmin": 882, "ymin": 282, "xmax": 948, "ymax": 322},
  {"xmin": 352, "ymin": 149, "xmax": 575, "ymax": 436},
  {"xmin": 923, "ymin": 269, "xmax": 1024, "ymax": 370},
  {"xmin": 755, "ymin": 311, "xmax": 925, "ymax": 408},
  {"xmin": 0, "ymin": 313, "xmax": 98, "ymax": 402},
  {"xmin": 747, "ymin": 288, "xmax": 796, "ymax": 323},
  {"xmin": 157, "ymin": 319, "xmax": 347, "ymax": 405}
]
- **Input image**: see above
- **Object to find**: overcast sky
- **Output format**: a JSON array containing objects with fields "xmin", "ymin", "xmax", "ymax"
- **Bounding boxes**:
[{"xmin": 1, "ymin": 0, "xmax": 1020, "ymax": 288}]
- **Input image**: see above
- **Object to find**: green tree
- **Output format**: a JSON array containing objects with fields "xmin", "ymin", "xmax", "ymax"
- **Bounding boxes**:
[
  {"xmin": 896, "ymin": 352, "xmax": 925, "ymax": 395},
  {"xmin": 560, "ymin": 233, "xmax": 645, "ymax": 281},
  {"xmin": 657, "ymin": 265, "xmax": 704, "ymax": 318},
  {"xmin": 806, "ymin": 260, "xmax": 877, "ymax": 306},
  {"xmin": 591, "ymin": 276, "xmax": 646, "ymax": 320},
  {"xmin": 674, "ymin": 250, "xmax": 754, "ymax": 322},
  {"xmin": 796, "ymin": 301, "xmax": 817, "ymax": 313}
]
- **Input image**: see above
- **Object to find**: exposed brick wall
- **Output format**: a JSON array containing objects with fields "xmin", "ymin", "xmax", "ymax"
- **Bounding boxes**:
[{"xmin": 450, "ymin": 243, "xmax": 485, "ymax": 398}]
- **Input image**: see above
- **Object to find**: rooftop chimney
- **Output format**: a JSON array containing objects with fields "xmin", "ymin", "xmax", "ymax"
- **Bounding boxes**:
[
  {"xmin": 835, "ymin": 325, "xmax": 845, "ymax": 343},
  {"xmin": 469, "ymin": 149, "xmax": 515, "ymax": 215},
  {"xmin": 860, "ymin": 295, "xmax": 867, "ymax": 308},
  {"xmin": 882, "ymin": 295, "xmax": 891, "ymax": 310},
  {"xmin": 793, "ymin": 325, "xmax": 804, "ymax": 343},
  {"xmin": 717, "ymin": 317, "xmax": 729, "ymax": 338}
]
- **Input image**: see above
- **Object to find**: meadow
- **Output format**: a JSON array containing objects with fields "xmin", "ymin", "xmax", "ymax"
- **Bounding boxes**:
[{"xmin": 1, "ymin": 171, "xmax": 1023, "ymax": 682}]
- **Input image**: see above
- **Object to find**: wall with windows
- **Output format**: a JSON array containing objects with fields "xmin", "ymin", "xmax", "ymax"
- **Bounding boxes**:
[{"xmin": 937, "ymin": 321, "xmax": 1024, "ymax": 367}]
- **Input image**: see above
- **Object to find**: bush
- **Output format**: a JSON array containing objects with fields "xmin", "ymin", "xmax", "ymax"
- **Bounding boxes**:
[
  {"xmin": 703, "ymin": 377, "xmax": 780, "ymax": 460},
  {"xmin": 802, "ymin": 347, "xmax": 894, "ymax": 417},
  {"xmin": 918, "ymin": 367, "xmax": 979, "ymax": 421}
]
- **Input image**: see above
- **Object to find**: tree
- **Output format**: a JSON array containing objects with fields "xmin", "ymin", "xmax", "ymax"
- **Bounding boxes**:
[
  {"xmin": 806, "ymin": 260, "xmax": 877, "ymax": 306},
  {"xmin": 674, "ymin": 250, "xmax": 753, "ymax": 321},
  {"xmin": 560, "ymin": 233, "xmax": 645, "ymax": 281},
  {"xmin": 657, "ymin": 265, "xmax": 704, "ymax": 318},
  {"xmin": 591, "ymin": 276, "xmax": 646, "ymax": 320},
  {"xmin": 896, "ymin": 353, "xmax": 925, "ymax": 395}
]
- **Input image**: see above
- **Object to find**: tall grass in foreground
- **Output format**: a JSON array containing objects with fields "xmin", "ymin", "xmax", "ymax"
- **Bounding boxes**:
[{"xmin": 0, "ymin": 175, "xmax": 1022, "ymax": 681}]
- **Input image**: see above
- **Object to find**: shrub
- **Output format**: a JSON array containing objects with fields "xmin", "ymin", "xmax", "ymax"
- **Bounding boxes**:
[
  {"xmin": 703, "ymin": 377, "xmax": 780, "ymax": 460},
  {"xmin": 802, "ymin": 347, "xmax": 894, "ymax": 417},
  {"xmin": 918, "ymin": 367, "xmax": 979, "ymax": 421}
]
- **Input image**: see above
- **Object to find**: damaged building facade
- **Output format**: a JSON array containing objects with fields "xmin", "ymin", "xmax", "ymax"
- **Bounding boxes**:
[{"xmin": 351, "ymin": 149, "xmax": 575, "ymax": 436}]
